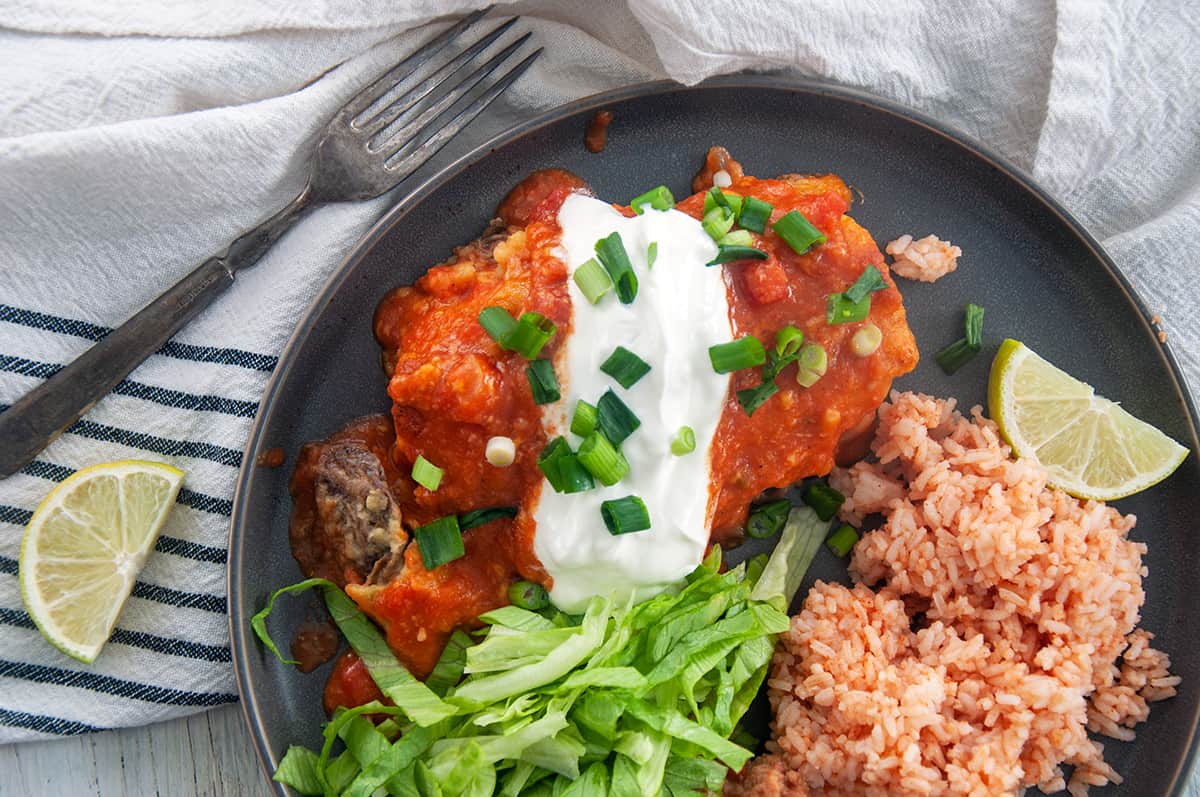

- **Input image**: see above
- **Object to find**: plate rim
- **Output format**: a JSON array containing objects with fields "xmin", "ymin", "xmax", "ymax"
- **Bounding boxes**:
[{"xmin": 227, "ymin": 74, "xmax": 1200, "ymax": 795}]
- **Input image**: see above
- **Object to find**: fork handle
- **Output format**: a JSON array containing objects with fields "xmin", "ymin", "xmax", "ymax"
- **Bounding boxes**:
[{"xmin": 0, "ymin": 187, "xmax": 314, "ymax": 479}]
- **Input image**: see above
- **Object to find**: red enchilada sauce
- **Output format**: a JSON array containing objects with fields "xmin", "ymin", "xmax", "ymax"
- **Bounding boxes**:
[{"xmin": 292, "ymin": 154, "xmax": 917, "ymax": 710}]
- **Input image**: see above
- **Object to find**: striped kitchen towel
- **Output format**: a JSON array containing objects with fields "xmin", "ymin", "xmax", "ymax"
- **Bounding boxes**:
[{"xmin": 3, "ymin": 0, "xmax": 1198, "ymax": 745}]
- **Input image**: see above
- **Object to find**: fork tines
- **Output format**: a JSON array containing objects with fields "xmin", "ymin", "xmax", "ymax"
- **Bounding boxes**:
[{"xmin": 346, "ymin": 8, "xmax": 541, "ymax": 179}]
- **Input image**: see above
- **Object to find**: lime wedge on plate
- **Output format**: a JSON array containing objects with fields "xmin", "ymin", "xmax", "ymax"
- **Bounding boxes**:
[
  {"xmin": 19, "ymin": 460, "xmax": 184, "ymax": 662},
  {"xmin": 988, "ymin": 338, "xmax": 1188, "ymax": 501}
]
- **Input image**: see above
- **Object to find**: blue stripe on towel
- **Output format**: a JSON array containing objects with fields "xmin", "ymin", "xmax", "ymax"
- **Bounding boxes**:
[
  {"xmin": 19, "ymin": 460, "xmax": 235, "ymax": 518},
  {"xmin": 0, "ymin": 304, "xmax": 277, "ymax": 372},
  {"xmin": 0, "ymin": 556, "xmax": 226, "ymax": 614},
  {"xmin": 0, "ymin": 608, "xmax": 231, "ymax": 663},
  {"xmin": 0, "ymin": 660, "xmax": 237, "ymax": 706},
  {"xmin": 0, "ymin": 355, "xmax": 259, "ymax": 417},
  {"xmin": 0, "ymin": 709, "xmax": 102, "ymax": 736}
]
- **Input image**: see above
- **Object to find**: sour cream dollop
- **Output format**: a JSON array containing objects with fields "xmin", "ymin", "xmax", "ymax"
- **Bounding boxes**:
[{"xmin": 532, "ymin": 193, "xmax": 730, "ymax": 612}]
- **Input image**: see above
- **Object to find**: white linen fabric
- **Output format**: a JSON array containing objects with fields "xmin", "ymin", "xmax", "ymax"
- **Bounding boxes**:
[{"xmin": 0, "ymin": 0, "xmax": 1196, "ymax": 749}]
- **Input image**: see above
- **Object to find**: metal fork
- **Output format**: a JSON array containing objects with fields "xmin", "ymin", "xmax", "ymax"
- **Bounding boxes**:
[{"xmin": 0, "ymin": 9, "xmax": 540, "ymax": 479}]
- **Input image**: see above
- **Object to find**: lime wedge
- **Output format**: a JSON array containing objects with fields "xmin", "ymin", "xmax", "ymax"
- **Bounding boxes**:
[
  {"xmin": 19, "ymin": 460, "xmax": 184, "ymax": 662},
  {"xmin": 988, "ymin": 339, "xmax": 1188, "ymax": 501}
]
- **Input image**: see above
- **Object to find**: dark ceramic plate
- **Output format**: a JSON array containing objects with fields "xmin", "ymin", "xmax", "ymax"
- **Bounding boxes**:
[{"xmin": 229, "ymin": 77, "xmax": 1200, "ymax": 795}]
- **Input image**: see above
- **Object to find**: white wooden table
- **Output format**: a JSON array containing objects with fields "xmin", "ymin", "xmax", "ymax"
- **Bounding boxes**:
[{"xmin": 0, "ymin": 705, "xmax": 273, "ymax": 796}]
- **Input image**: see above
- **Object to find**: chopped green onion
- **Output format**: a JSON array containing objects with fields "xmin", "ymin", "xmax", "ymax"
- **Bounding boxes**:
[
  {"xmin": 964, "ymin": 303, "xmax": 985, "ymax": 348},
  {"xmin": 670, "ymin": 426, "xmax": 696, "ymax": 456},
  {"xmin": 796, "ymin": 343, "xmax": 828, "ymax": 387},
  {"xmin": 746, "ymin": 499, "xmax": 792, "ymax": 539},
  {"xmin": 478, "ymin": 306, "xmax": 517, "ymax": 345},
  {"xmin": 702, "ymin": 206, "xmax": 736, "ymax": 242},
  {"xmin": 704, "ymin": 187, "xmax": 744, "ymax": 218},
  {"xmin": 647, "ymin": 241, "xmax": 658, "ymax": 269},
  {"xmin": 719, "ymin": 229, "xmax": 754, "ymax": 247},
  {"xmin": 414, "ymin": 515, "xmax": 465, "ymax": 569},
  {"xmin": 577, "ymin": 431, "xmax": 630, "ymax": 486},
  {"xmin": 802, "ymin": 482, "xmax": 845, "ymax": 522},
  {"xmin": 706, "ymin": 244, "xmax": 769, "ymax": 266},
  {"xmin": 937, "ymin": 303, "xmax": 986, "ymax": 374},
  {"xmin": 601, "ymin": 496, "xmax": 652, "ymax": 535},
  {"xmin": 508, "ymin": 580, "xmax": 550, "ymax": 610},
  {"xmin": 708, "ymin": 336, "xmax": 766, "ymax": 374},
  {"xmin": 595, "ymin": 232, "xmax": 638, "ymax": 304},
  {"xmin": 600, "ymin": 346, "xmax": 651, "ymax": 389},
  {"xmin": 571, "ymin": 399, "xmax": 598, "ymax": 437},
  {"xmin": 411, "ymin": 455, "xmax": 443, "ymax": 491},
  {"xmin": 505, "ymin": 312, "xmax": 557, "ymax": 359},
  {"xmin": 557, "ymin": 455, "xmax": 597, "ymax": 493},
  {"xmin": 851, "ymin": 322, "xmax": 883, "ymax": 357},
  {"xmin": 597, "ymin": 389, "xmax": 641, "ymax": 445},
  {"xmin": 736, "ymin": 381, "xmax": 778, "ymax": 416},
  {"xmin": 526, "ymin": 359, "xmax": 560, "ymax": 404},
  {"xmin": 458, "ymin": 506, "xmax": 518, "ymax": 532},
  {"xmin": 538, "ymin": 437, "xmax": 596, "ymax": 494},
  {"xmin": 935, "ymin": 338, "xmax": 977, "ymax": 374},
  {"xmin": 738, "ymin": 196, "xmax": 774, "ymax": 233},
  {"xmin": 485, "ymin": 435, "xmax": 515, "ymax": 467},
  {"xmin": 844, "ymin": 265, "xmax": 888, "ymax": 304},
  {"xmin": 630, "ymin": 185, "xmax": 675, "ymax": 214},
  {"xmin": 775, "ymin": 325, "xmax": 805, "ymax": 357},
  {"xmin": 573, "ymin": 258, "xmax": 612, "ymax": 304},
  {"xmin": 826, "ymin": 523, "xmax": 860, "ymax": 557},
  {"xmin": 826, "ymin": 291, "xmax": 871, "ymax": 324},
  {"xmin": 772, "ymin": 210, "xmax": 826, "ymax": 255}
]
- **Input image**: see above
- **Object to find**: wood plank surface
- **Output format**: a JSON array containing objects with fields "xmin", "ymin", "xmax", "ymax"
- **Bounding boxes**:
[{"xmin": 0, "ymin": 705, "xmax": 273, "ymax": 797}]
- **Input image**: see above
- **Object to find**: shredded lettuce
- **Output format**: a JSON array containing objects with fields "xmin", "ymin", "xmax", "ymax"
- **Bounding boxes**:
[{"xmin": 257, "ymin": 506, "xmax": 827, "ymax": 795}]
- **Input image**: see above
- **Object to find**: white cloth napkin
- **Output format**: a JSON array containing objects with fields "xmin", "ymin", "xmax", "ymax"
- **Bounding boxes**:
[{"xmin": 0, "ymin": 0, "xmax": 1196, "ymax": 747}]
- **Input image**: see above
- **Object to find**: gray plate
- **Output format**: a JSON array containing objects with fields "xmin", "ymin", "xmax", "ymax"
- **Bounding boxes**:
[{"xmin": 229, "ymin": 76, "xmax": 1200, "ymax": 796}]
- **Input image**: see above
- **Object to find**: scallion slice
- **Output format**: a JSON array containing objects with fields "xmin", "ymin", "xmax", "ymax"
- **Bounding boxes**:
[
  {"xmin": 526, "ymin": 359, "xmax": 560, "ymax": 405},
  {"xmin": 458, "ymin": 505, "xmax": 518, "ymax": 532},
  {"xmin": 964, "ymin": 303, "xmax": 985, "ymax": 348},
  {"xmin": 704, "ymin": 187, "xmax": 744, "ymax": 218},
  {"xmin": 647, "ymin": 241, "xmax": 658, "ymax": 269},
  {"xmin": 505, "ymin": 312, "xmax": 557, "ymax": 359},
  {"xmin": 719, "ymin": 229, "xmax": 754, "ymax": 248},
  {"xmin": 738, "ymin": 196, "xmax": 774, "ymax": 233},
  {"xmin": 601, "ymin": 495, "xmax": 652, "ymax": 535},
  {"xmin": 571, "ymin": 399, "xmax": 598, "ymax": 437},
  {"xmin": 702, "ymin": 206, "xmax": 736, "ymax": 242},
  {"xmin": 537, "ymin": 436, "xmax": 596, "ymax": 494},
  {"xmin": 670, "ymin": 425, "xmax": 696, "ymax": 456},
  {"xmin": 577, "ymin": 431, "xmax": 630, "ymax": 486},
  {"xmin": 573, "ymin": 258, "xmax": 612, "ymax": 304},
  {"xmin": 826, "ymin": 291, "xmax": 871, "ymax": 324},
  {"xmin": 708, "ymin": 336, "xmax": 766, "ymax": 374},
  {"xmin": 844, "ymin": 265, "xmax": 888, "ymax": 304},
  {"xmin": 736, "ymin": 381, "xmax": 779, "ymax": 416},
  {"xmin": 630, "ymin": 185, "xmax": 675, "ymax": 214},
  {"xmin": 802, "ymin": 482, "xmax": 845, "ymax": 522},
  {"xmin": 411, "ymin": 455, "xmax": 443, "ymax": 491},
  {"xmin": 936, "ymin": 303, "xmax": 986, "ymax": 374},
  {"xmin": 826, "ymin": 523, "xmax": 860, "ymax": 557},
  {"xmin": 600, "ymin": 346, "xmax": 651, "ymax": 389},
  {"xmin": 747, "ymin": 499, "xmax": 792, "ymax": 539},
  {"xmin": 478, "ymin": 306, "xmax": 517, "ymax": 345},
  {"xmin": 796, "ymin": 343, "xmax": 828, "ymax": 387},
  {"xmin": 414, "ymin": 515, "xmax": 465, "ymax": 570},
  {"xmin": 508, "ymin": 580, "xmax": 550, "ymax": 610},
  {"xmin": 772, "ymin": 210, "xmax": 826, "ymax": 255},
  {"xmin": 595, "ymin": 232, "xmax": 638, "ymax": 304},
  {"xmin": 597, "ymin": 389, "xmax": 640, "ymax": 445},
  {"xmin": 775, "ymin": 325, "xmax": 805, "ymax": 357},
  {"xmin": 706, "ymin": 244, "xmax": 769, "ymax": 266}
]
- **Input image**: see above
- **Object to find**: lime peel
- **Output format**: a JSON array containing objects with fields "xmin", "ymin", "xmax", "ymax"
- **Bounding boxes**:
[
  {"xmin": 987, "ymin": 339, "xmax": 1188, "ymax": 501},
  {"xmin": 19, "ymin": 460, "xmax": 184, "ymax": 663}
]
